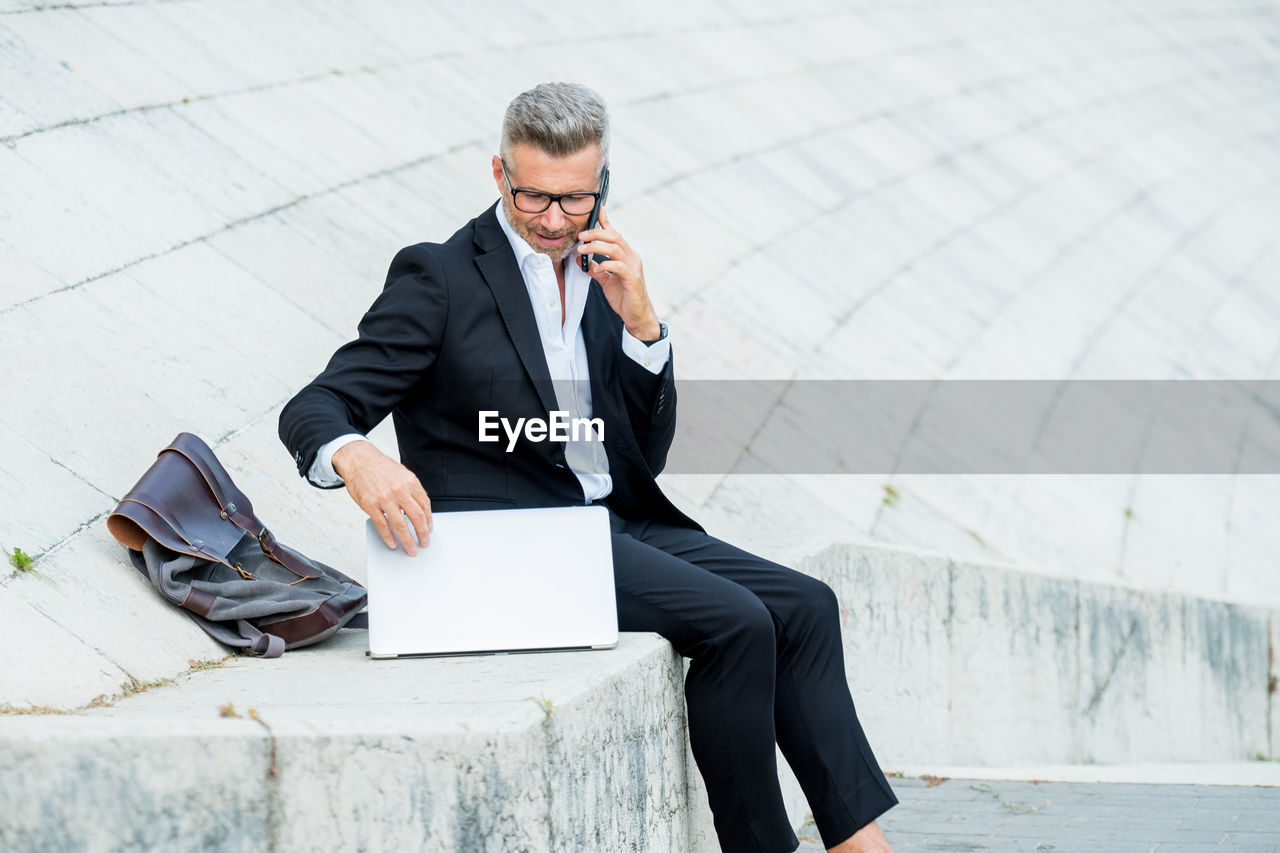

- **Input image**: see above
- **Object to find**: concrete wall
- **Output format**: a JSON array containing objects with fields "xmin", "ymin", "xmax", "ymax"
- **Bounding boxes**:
[{"xmin": 797, "ymin": 542, "xmax": 1279, "ymax": 765}]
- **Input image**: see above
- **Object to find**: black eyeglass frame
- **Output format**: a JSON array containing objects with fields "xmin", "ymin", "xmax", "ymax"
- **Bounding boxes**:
[{"xmin": 500, "ymin": 159, "xmax": 602, "ymax": 215}]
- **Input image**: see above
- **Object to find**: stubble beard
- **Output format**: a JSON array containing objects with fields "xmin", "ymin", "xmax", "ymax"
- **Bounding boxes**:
[{"xmin": 502, "ymin": 196, "xmax": 577, "ymax": 264}]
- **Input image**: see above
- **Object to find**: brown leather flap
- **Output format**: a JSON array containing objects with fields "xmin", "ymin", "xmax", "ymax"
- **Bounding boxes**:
[
  {"xmin": 106, "ymin": 507, "xmax": 151, "ymax": 552},
  {"xmin": 108, "ymin": 437, "xmax": 243, "ymax": 562},
  {"xmin": 109, "ymin": 433, "xmax": 326, "ymax": 584}
]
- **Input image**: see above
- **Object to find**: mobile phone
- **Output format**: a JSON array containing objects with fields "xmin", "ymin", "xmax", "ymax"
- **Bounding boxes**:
[{"xmin": 580, "ymin": 166, "xmax": 611, "ymax": 272}]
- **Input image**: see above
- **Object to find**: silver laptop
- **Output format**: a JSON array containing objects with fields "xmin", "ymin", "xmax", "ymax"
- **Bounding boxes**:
[{"xmin": 365, "ymin": 504, "xmax": 618, "ymax": 658}]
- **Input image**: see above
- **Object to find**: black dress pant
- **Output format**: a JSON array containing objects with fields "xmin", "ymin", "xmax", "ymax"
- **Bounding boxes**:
[{"xmin": 607, "ymin": 511, "xmax": 898, "ymax": 852}]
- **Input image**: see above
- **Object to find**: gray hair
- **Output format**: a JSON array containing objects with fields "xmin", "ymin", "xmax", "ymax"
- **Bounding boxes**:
[{"xmin": 500, "ymin": 82, "xmax": 610, "ymax": 170}]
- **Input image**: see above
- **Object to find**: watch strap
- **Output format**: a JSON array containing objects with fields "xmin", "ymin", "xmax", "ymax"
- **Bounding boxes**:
[{"xmin": 640, "ymin": 321, "xmax": 668, "ymax": 346}]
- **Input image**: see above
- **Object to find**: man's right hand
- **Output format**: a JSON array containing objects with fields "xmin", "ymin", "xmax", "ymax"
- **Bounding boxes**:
[{"xmin": 332, "ymin": 440, "xmax": 432, "ymax": 556}]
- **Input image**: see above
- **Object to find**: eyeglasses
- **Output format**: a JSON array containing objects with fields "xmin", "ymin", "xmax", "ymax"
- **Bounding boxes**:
[{"xmin": 501, "ymin": 159, "xmax": 601, "ymax": 215}]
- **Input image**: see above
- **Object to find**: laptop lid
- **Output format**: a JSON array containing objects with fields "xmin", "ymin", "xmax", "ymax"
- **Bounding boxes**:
[{"xmin": 365, "ymin": 504, "xmax": 617, "ymax": 658}]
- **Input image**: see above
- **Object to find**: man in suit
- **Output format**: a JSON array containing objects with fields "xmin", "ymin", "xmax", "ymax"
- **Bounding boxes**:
[{"xmin": 279, "ymin": 82, "xmax": 897, "ymax": 853}]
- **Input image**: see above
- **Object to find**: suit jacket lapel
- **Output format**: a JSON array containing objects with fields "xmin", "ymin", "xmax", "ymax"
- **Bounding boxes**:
[{"xmin": 473, "ymin": 205, "xmax": 561, "ymax": 418}]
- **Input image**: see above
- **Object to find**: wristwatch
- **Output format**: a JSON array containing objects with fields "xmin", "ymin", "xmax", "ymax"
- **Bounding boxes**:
[{"xmin": 640, "ymin": 321, "xmax": 668, "ymax": 346}]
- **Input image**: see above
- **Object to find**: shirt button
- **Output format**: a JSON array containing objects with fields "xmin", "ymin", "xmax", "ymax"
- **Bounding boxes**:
[
  {"xmin": 643, "ymin": 360, "xmax": 652, "ymax": 368},
  {"xmin": 547, "ymin": 299, "xmax": 557, "ymax": 308}
]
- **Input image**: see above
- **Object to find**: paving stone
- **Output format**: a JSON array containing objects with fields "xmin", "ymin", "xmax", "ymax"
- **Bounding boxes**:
[
  {"xmin": 1232, "ymin": 809, "xmax": 1280, "ymax": 831},
  {"xmin": 858, "ymin": 777, "xmax": 1280, "ymax": 853},
  {"xmin": 1221, "ymin": 831, "xmax": 1280, "ymax": 845}
]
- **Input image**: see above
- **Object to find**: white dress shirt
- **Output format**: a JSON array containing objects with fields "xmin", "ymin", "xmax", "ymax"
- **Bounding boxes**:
[{"xmin": 309, "ymin": 203, "xmax": 671, "ymax": 501}]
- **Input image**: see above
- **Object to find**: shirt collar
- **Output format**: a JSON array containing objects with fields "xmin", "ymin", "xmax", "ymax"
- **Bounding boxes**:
[{"xmin": 495, "ymin": 200, "xmax": 548, "ymax": 270}]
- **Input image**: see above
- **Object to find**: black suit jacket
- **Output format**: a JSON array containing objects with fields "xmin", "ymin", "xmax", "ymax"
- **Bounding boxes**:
[{"xmin": 279, "ymin": 203, "xmax": 699, "ymax": 530}]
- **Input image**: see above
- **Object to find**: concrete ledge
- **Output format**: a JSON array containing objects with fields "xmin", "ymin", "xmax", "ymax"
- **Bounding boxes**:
[
  {"xmin": 2, "ymin": 537, "xmax": 1274, "ymax": 850},
  {"xmin": 792, "ymin": 542, "xmax": 1279, "ymax": 765},
  {"xmin": 0, "ymin": 631, "xmax": 805, "ymax": 853}
]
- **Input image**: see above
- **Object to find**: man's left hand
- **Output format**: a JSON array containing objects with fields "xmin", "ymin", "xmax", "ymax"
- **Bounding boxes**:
[{"xmin": 578, "ymin": 207, "xmax": 661, "ymax": 341}]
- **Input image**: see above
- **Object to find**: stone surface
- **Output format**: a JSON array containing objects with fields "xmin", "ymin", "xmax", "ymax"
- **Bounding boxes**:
[
  {"xmin": 0, "ymin": 582, "xmax": 128, "ymax": 711},
  {"xmin": 796, "ymin": 542, "xmax": 1277, "ymax": 766},
  {"xmin": 0, "ymin": 631, "xmax": 805, "ymax": 852},
  {"xmin": 7, "ymin": 523, "xmax": 227, "ymax": 691},
  {"xmin": 1, "ymin": 0, "xmax": 1279, "ymax": 793},
  {"xmin": 796, "ymin": 775, "xmax": 1280, "ymax": 853},
  {"xmin": 0, "ymin": 717, "xmax": 271, "ymax": 853}
]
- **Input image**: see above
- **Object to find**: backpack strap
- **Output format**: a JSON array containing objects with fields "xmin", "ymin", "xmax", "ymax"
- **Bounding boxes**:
[
  {"xmin": 166, "ymin": 433, "xmax": 322, "ymax": 581},
  {"xmin": 234, "ymin": 620, "xmax": 286, "ymax": 658}
]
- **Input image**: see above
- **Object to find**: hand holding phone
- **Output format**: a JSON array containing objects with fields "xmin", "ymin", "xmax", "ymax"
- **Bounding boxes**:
[{"xmin": 580, "ymin": 167, "xmax": 611, "ymax": 272}]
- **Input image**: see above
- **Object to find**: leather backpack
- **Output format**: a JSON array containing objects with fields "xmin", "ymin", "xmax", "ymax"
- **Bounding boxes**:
[{"xmin": 108, "ymin": 433, "xmax": 367, "ymax": 657}]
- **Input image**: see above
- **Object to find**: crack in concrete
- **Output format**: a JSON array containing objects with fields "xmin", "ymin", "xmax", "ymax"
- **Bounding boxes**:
[
  {"xmin": 1269, "ymin": 621, "xmax": 1275, "ymax": 758},
  {"xmin": 945, "ymin": 560, "xmax": 957, "ymax": 715},
  {"xmin": 858, "ymin": 77, "xmax": 1280, "ymax": 542},
  {"xmin": 0, "ymin": 42, "xmax": 463, "ymax": 143},
  {"xmin": 0, "ymin": 0, "xmax": 199, "ymax": 15},
  {"xmin": 825, "ymin": 62, "xmax": 1280, "ymax": 540},
  {"xmin": 1055, "ymin": 157, "xmax": 1280, "ymax": 571},
  {"xmin": 0, "ymin": 8, "xmax": 858, "ymax": 142},
  {"xmin": 669, "ymin": 33, "xmax": 1272, "ymax": 329},
  {"xmin": 2, "ymin": 391, "xmax": 292, "ymax": 593},
  {"xmin": 1, "ymin": 505, "xmax": 113, "ymax": 586},
  {"xmin": 0, "ymin": 581, "xmax": 135, "ymax": 708},
  {"xmin": 212, "ymin": 392, "xmax": 299, "ymax": 447},
  {"xmin": 1084, "ymin": 619, "xmax": 1139, "ymax": 718},
  {"xmin": 202, "ymin": 237, "xmax": 357, "ymax": 341},
  {"xmin": 6, "ymin": 24, "xmax": 1267, "ymax": 339},
  {"xmin": 538, "ymin": 703, "xmax": 560, "ymax": 852},
  {"xmin": 0, "ymin": 134, "xmax": 487, "ymax": 318},
  {"xmin": 48, "ymin": 456, "xmax": 114, "ymax": 502},
  {"xmin": 1072, "ymin": 588, "xmax": 1083, "ymax": 759},
  {"xmin": 1064, "ymin": 158, "xmax": 1280, "ymax": 379},
  {"xmin": 0, "ymin": 427, "xmax": 116, "ymax": 581}
]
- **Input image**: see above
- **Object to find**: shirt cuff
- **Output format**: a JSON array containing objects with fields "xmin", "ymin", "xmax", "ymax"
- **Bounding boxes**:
[
  {"xmin": 620, "ymin": 324, "xmax": 671, "ymax": 375},
  {"xmin": 308, "ymin": 433, "xmax": 368, "ymax": 486}
]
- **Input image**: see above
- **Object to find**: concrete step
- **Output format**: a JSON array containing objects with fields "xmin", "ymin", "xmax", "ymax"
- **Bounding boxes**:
[
  {"xmin": 787, "ymin": 540, "xmax": 1280, "ymax": 767},
  {"xmin": 5, "ymin": 535, "xmax": 1274, "ymax": 845},
  {"xmin": 0, "ymin": 630, "xmax": 806, "ymax": 853},
  {"xmin": 3, "ymin": 537, "xmax": 1275, "ymax": 850}
]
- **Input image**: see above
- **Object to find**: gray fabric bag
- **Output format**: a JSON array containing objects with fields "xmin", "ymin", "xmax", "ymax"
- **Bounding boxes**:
[{"xmin": 109, "ymin": 433, "xmax": 367, "ymax": 657}]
